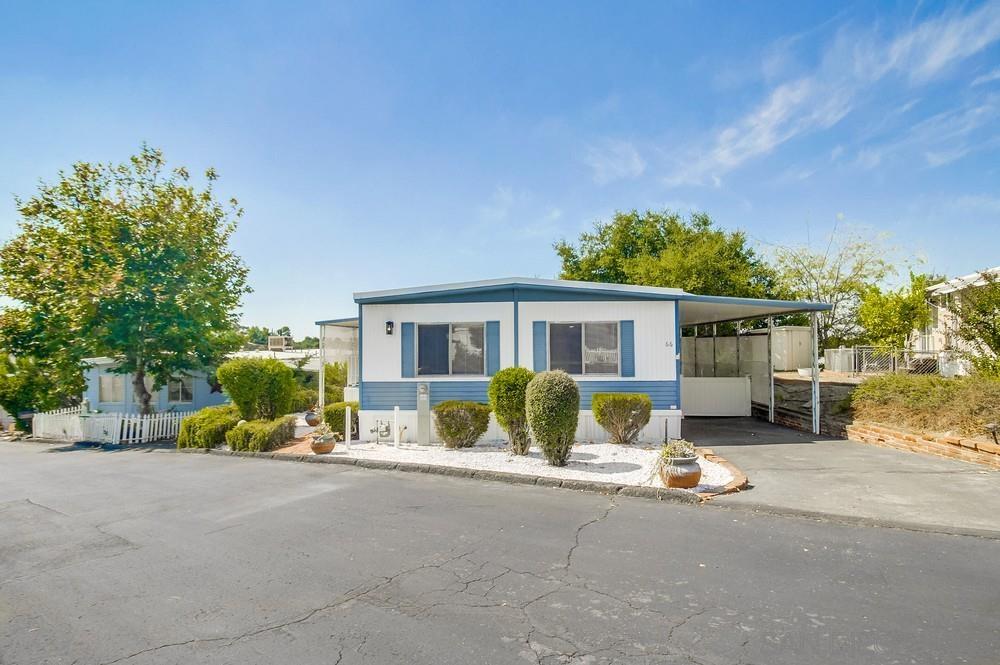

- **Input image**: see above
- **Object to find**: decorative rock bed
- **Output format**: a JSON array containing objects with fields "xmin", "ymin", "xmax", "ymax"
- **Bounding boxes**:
[{"xmin": 273, "ymin": 438, "xmax": 737, "ymax": 494}]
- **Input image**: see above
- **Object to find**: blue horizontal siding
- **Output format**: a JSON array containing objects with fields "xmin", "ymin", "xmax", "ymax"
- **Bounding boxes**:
[
  {"xmin": 361, "ymin": 379, "xmax": 678, "ymax": 411},
  {"xmin": 362, "ymin": 381, "xmax": 490, "ymax": 410},
  {"xmin": 576, "ymin": 380, "xmax": 679, "ymax": 410}
]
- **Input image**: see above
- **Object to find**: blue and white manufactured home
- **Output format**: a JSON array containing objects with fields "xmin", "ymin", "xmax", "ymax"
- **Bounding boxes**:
[{"xmin": 317, "ymin": 278, "xmax": 830, "ymax": 443}]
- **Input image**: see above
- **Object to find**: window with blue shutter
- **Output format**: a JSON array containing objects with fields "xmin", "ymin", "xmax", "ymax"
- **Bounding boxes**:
[
  {"xmin": 533, "ymin": 321, "xmax": 547, "ymax": 371},
  {"xmin": 401, "ymin": 322, "xmax": 415, "ymax": 377},
  {"xmin": 486, "ymin": 321, "xmax": 500, "ymax": 375},
  {"xmin": 620, "ymin": 320, "xmax": 635, "ymax": 377}
]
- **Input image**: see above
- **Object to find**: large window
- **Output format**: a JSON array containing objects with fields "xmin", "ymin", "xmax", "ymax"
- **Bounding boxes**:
[
  {"xmin": 168, "ymin": 376, "xmax": 194, "ymax": 403},
  {"xmin": 549, "ymin": 322, "xmax": 619, "ymax": 375},
  {"xmin": 417, "ymin": 323, "xmax": 485, "ymax": 376},
  {"xmin": 99, "ymin": 374, "xmax": 125, "ymax": 402}
]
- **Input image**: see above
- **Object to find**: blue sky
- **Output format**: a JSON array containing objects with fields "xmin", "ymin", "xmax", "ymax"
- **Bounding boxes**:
[{"xmin": 2, "ymin": 1, "xmax": 999, "ymax": 337}]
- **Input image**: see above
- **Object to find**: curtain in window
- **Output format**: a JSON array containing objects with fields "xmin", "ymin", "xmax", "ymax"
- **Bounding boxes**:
[
  {"xmin": 451, "ymin": 323, "xmax": 485, "ymax": 374},
  {"xmin": 584, "ymin": 322, "xmax": 618, "ymax": 374}
]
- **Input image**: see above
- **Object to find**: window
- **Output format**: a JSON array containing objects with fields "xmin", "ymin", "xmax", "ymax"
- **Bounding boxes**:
[
  {"xmin": 549, "ymin": 322, "xmax": 619, "ymax": 375},
  {"xmin": 168, "ymin": 376, "xmax": 194, "ymax": 403},
  {"xmin": 417, "ymin": 323, "xmax": 485, "ymax": 376},
  {"xmin": 99, "ymin": 374, "xmax": 125, "ymax": 402}
]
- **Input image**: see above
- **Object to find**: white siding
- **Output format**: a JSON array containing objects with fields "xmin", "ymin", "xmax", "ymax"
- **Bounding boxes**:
[
  {"xmin": 361, "ymin": 302, "xmax": 515, "ymax": 382},
  {"xmin": 517, "ymin": 300, "xmax": 677, "ymax": 381}
]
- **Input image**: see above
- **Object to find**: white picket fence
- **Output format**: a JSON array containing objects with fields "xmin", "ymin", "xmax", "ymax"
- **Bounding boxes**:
[{"xmin": 33, "ymin": 410, "xmax": 192, "ymax": 445}]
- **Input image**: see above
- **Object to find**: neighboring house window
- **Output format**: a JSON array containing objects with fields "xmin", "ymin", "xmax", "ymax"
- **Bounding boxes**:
[
  {"xmin": 168, "ymin": 376, "xmax": 194, "ymax": 403},
  {"xmin": 99, "ymin": 374, "xmax": 125, "ymax": 402},
  {"xmin": 417, "ymin": 323, "xmax": 485, "ymax": 376},
  {"xmin": 549, "ymin": 322, "xmax": 619, "ymax": 375}
]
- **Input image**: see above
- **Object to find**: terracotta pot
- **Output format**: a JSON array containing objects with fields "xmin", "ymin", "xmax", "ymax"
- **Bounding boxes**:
[
  {"xmin": 659, "ymin": 455, "xmax": 702, "ymax": 489},
  {"xmin": 310, "ymin": 438, "xmax": 335, "ymax": 455},
  {"xmin": 304, "ymin": 411, "xmax": 321, "ymax": 427}
]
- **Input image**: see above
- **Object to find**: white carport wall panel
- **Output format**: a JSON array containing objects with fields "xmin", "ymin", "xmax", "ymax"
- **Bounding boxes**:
[
  {"xmin": 361, "ymin": 302, "xmax": 515, "ymax": 382},
  {"xmin": 517, "ymin": 300, "xmax": 677, "ymax": 381}
]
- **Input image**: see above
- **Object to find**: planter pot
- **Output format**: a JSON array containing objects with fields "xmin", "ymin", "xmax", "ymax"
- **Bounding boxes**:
[
  {"xmin": 310, "ymin": 437, "xmax": 336, "ymax": 455},
  {"xmin": 304, "ymin": 411, "xmax": 322, "ymax": 427},
  {"xmin": 659, "ymin": 455, "xmax": 702, "ymax": 489}
]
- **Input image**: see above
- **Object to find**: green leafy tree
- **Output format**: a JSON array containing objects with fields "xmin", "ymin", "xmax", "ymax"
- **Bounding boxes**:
[
  {"xmin": 949, "ymin": 270, "xmax": 1000, "ymax": 376},
  {"xmin": 0, "ymin": 146, "xmax": 250, "ymax": 414},
  {"xmin": 0, "ymin": 356, "xmax": 81, "ymax": 429},
  {"xmin": 243, "ymin": 326, "xmax": 273, "ymax": 347},
  {"xmin": 772, "ymin": 230, "xmax": 896, "ymax": 348},
  {"xmin": 275, "ymin": 326, "xmax": 292, "ymax": 338},
  {"xmin": 293, "ymin": 336, "xmax": 320, "ymax": 349},
  {"xmin": 858, "ymin": 273, "xmax": 932, "ymax": 348},
  {"xmin": 555, "ymin": 210, "xmax": 782, "ymax": 299}
]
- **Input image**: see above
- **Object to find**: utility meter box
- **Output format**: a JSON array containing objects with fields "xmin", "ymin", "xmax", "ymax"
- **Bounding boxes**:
[{"xmin": 417, "ymin": 383, "xmax": 431, "ymax": 446}]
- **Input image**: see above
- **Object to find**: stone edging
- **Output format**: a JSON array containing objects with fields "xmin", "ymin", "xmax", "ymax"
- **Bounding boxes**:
[
  {"xmin": 175, "ymin": 447, "xmax": 751, "ymax": 504},
  {"xmin": 846, "ymin": 421, "xmax": 1000, "ymax": 469},
  {"xmin": 696, "ymin": 448, "xmax": 750, "ymax": 498}
]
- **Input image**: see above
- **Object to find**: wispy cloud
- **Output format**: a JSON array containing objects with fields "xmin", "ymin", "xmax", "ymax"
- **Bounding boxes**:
[
  {"xmin": 584, "ymin": 139, "xmax": 645, "ymax": 185},
  {"xmin": 972, "ymin": 66, "xmax": 1000, "ymax": 86},
  {"xmin": 664, "ymin": 1, "xmax": 1000, "ymax": 186}
]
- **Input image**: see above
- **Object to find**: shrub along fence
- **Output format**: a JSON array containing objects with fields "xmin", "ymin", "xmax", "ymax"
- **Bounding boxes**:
[{"xmin": 33, "ymin": 410, "xmax": 193, "ymax": 445}]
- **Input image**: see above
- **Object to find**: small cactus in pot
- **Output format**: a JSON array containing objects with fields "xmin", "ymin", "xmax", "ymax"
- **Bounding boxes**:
[
  {"xmin": 656, "ymin": 439, "xmax": 701, "ymax": 489},
  {"xmin": 310, "ymin": 423, "xmax": 337, "ymax": 455}
]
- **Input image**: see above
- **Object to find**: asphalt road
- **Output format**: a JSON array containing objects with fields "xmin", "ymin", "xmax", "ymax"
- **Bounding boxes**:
[{"xmin": 1, "ymin": 441, "xmax": 998, "ymax": 665}]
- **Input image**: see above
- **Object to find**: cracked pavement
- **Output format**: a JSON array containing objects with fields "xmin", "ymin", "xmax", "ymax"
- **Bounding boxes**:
[{"xmin": 1, "ymin": 441, "xmax": 998, "ymax": 664}]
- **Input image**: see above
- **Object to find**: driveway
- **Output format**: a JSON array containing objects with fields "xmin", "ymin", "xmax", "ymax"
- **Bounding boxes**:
[
  {"xmin": 685, "ymin": 417, "xmax": 1000, "ymax": 534},
  {"xmin": 1, "ymin": 441, "xmax": 999, "ymax": 665}
]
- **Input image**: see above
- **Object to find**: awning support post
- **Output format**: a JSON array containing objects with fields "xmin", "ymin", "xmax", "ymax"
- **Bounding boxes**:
[
  {"xmin": 811, "ymin": 311, "xmax": 820, "ymax": 435},
  {"xmin": 318, "ymin": 324, "xmax": 326, "ymax": 412},
  {"xmin": 767, "ymin": 316, "xmax": 774, "ymax": 423}
]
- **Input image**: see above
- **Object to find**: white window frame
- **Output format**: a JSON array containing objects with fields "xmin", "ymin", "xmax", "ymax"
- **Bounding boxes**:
[
  {"xmin": 167, "ymin": 375, "xmax": 194, "ymax": 404},
  {"xmin": 547, "ymin": 321, "xmax": 621, "ymax": 376},
  {"xmin": 416, "ymin": 322, "xmax": 486, "ymax": 377},
  {"xmin": 98, "ymin": 374, "xmax": 125, "ymax": 403}
]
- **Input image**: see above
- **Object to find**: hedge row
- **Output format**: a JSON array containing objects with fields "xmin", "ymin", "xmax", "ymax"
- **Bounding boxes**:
[
  {"xmin": 177, "ymin": 404, "xmax": 242, "ymax": 449},
  {"xmin": 225, "ymin": 415, "xmax": 297, "ymax": 453},
  {"xmin": 323, "ymin": 401, "xmax": 359, "ymax": 436}
]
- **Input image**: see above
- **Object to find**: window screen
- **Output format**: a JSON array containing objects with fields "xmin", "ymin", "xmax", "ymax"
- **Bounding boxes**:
[
  {"xmin": 450, "ymin": 323, "xmax": 484, "ymax": 375},
  {"xmin": 418, "ymin": 324, "xmax": 450, "ymax": 375},
  {"xmin": 549, "ymin": 323, "xmax": 583, "ymax": 374},
  {"xmin": 168, "ymin": 376, "xmax": 194, "ymax": 403},
  {"xmin": 549, "ymin": 322, "xmax": 619, "ymax": 375}
]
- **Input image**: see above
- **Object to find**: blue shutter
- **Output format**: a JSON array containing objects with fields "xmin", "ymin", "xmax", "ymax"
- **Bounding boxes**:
[
  {"xmin": 620, "ymin": 320, "xmax": 635, "ymax": 377},
  {"xmin": 533, "ymin": 321, "xmax": 547, "ymax": 371},
  {"xmin": 401, "ymin": 322, "xmax": 415, "ymax": 378},
  {"xmin": 486, "ymin": 321, "xmax": 500, "ymax": 376}
]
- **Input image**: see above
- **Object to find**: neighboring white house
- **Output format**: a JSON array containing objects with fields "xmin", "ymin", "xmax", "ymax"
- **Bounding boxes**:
[
  {"xmin": 911, "ymin": 266, "xmax": 999, "ymax": 374},
  {"xmin": 81, "ymin": 349, "xmax": 320, "ymax": 414},
  {"xmin": 317, "ymin": 277, "xmax": 831, "ymax": 444}
]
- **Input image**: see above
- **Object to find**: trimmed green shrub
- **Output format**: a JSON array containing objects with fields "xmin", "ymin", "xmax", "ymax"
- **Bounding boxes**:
[
  {"xmin": 177, "ymin": 404, "xmax": 241, "ymax": 449},
  {"xmin": 851, "ymin": 373, "xmax": 1000, "ymax": 437},
  {"xmin": 525, "ymin": 370, "xmax": 579, "ymax": 466},
  {"xmin": 433, "ymin": 400, "xmax": 491, "ymax": 449},
  {"xmin": 323, "ymin": 401, "xmax": 359, "ymax": 437},
  {"xmin": 217, "ymin": 358, "xmax": 296, "ymax": 420},
  {"xmin": 225, "ymin": 415, "xmax": 297, "ymax": 452},
  {"xmin": 592, "ymin": 393, "xmax": 652, "ymax": 444},
  {"xmin": 289, "ymin": 388, "xmax": 319, "ymax": 413},
  {"xmin": 488, "ymin": 367, "xmax": 535, "ymax": 455}
]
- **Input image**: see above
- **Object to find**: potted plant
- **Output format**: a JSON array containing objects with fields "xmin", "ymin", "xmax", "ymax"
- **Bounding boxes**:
[
  {"xmin": 656, "ymin": 439, "xmax": 701, "ymax": 489},
  {"xmin": 310, "ymin": 423, "xmax": 337, "ymax": 455}
]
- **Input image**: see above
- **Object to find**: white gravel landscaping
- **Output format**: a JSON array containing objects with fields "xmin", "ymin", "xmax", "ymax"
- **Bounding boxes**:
[{"xmin": 317, "ymin": 439, "xmax": 733, "ymax": 493}]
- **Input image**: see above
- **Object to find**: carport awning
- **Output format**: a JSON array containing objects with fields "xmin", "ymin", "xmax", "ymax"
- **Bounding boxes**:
[{"xmin": 676, "ymin": 294, "xmax": 830, "ymax": 327}]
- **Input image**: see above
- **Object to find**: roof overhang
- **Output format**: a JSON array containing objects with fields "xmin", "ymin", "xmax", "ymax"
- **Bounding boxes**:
[
  {"xmin": 927, "ymin": 266, "xmax": 1000, "ymax": 296},
  {"xmin": 315, "ymin": 317, "xmax": 359, "ymax": 328},
  {"xmin": 324, "ymin": 277, "xmax": 830, "ymax": 327},
  {"xmin": 675, "ymin": 294, "xmax": 829, "ymax": 327}
]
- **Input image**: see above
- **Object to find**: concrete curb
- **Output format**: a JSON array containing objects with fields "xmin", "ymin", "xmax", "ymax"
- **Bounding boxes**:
[{"xmin": 175, "ymin": 446, "xmax": 701, "ymax": 504}]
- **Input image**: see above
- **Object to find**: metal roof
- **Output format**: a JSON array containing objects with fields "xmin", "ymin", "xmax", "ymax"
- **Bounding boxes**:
[
  {"xmin": 338, "ymin": 277, "xmax": 830, "ymax": 325},
  {"xmin": 927, "ymin": 266, "xmax": 1000, "ymax": 296}
]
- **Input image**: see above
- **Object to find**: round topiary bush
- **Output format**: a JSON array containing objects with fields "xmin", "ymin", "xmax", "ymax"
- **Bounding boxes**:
[
  {"xmin": 592, "ymin": 393, "xmax": 652, "ymax": 444},
  {"xmin": 487, "ymin": 367, "xmax": 535, "ymax": 455},
  {"xmin": 525, "ymin": 370, "xmax": 579, "ymax": 466},
  {"xmin": 433, "ymin": 400, "xmax": 491, "ymax": 449},
  {"xmin": 217, "ymin": 357, "xmax": 296, "ymax": 420}
]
